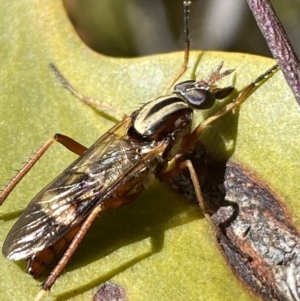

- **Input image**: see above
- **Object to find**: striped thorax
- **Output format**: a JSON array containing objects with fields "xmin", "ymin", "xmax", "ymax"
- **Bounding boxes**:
[{"xmin": 128, "ymin": 72, "xmax": 234, "ymax": 162}]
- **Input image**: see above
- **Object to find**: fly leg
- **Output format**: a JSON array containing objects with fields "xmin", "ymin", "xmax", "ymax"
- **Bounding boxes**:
[
  {"xmin": 34, "ymin": 190, "xmax": 143, "ymax": 301},
  {"xmin": 159, "ymin": 159, "xmax": 220, "ymax": 235},
  {"xmin": 49, "ymin": 63, "xmax": 125, "ymax": 120},
  {"xmin": 33, "ymin": 204, "xmax": 104, "ymax": 301},
  {"xmin": 181, "ymin": 64, "xmax": 279, "ymax": 154},
  {"xmin": 160, "ymin": 159, "xmax": 252, "ymax": 262},
  {"xmin": 0, "ymin": 134, "xmax": 87, "ymax": 205}
]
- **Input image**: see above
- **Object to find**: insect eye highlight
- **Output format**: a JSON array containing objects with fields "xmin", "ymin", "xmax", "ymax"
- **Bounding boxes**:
[
  {"xmin": 184, "ymin": 89, "xmax": 215, "ymax": 109},
  {"xmin": 173, "ymin": 80, "xmax": 196, "ymax": 92}
]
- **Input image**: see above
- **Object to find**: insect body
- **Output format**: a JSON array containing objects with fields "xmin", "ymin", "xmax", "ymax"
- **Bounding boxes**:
[
  {"xmin": 0, "ymin": 62, "xmax": 277, "ymax": 301},
  {"xmin": 2, "ymin": 63, "xmax": 234, "ymax": 272}
]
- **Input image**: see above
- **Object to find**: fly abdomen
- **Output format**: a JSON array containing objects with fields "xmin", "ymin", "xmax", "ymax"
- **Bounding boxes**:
[{"xmin": 26, "ymin": 225, "xmax": 81, "ymax": 278}]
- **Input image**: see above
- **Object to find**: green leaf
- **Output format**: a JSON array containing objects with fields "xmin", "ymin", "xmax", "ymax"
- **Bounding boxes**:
[{"xmin": 0, "ymin": 1, "xmax": 299, "ymax": 301}]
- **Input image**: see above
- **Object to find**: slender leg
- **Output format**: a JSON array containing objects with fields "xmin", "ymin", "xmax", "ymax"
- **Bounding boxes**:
[
  {"xmin": 181, "ymin": 64, "xmax": 279, "ymax": 154},
  {"xmin": 34, "ymin": 191, "xmax": 142, "ymax": 301},
  {"xmin": 160, "ymin": 159, "xmax": 252, "ymax": 262},
  {"xmin": 160, "ymin": 159, "xmax": 221, "ymax": 236},
  {"xmin": 164, "ymin": 1, "xmax": 191, "ymax": 94},
  {"xmin": 34, "ymin": 205, "xmax": 104, "ymax": 301},
  {"xmin": 49, "ymin": 63, "xmax": 125, "ymax": 120},
  {"xmin": 0, "ymin": 134, "xmax": 87, "ymax": 205}
]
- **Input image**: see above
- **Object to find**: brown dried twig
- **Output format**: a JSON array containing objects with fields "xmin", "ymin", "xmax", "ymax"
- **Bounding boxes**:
[{"xmin": 246, "ymin": 0, "xmax": 300, "ymax": 106}]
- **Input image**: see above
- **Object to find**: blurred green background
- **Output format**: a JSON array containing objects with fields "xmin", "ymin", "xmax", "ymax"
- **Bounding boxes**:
[{"xmin": 64, "ymin": 0, "xmax": 300, "ymax": 58}]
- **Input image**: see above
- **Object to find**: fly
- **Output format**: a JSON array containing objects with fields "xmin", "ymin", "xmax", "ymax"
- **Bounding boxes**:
[{"xmin": 0, "ymin": 2, "xmax": 278, "ymax": 300}]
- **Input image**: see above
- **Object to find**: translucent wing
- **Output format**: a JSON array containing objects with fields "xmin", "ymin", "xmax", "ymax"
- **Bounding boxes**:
[{"xmin": 3, "ymin": 116, "xmax": 163, "ymax": 260}]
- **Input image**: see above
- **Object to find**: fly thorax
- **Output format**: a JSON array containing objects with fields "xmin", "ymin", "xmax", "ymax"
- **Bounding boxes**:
[{"xmin": 128, "ymin": 95, "xmax": 193, "ymax": 151}]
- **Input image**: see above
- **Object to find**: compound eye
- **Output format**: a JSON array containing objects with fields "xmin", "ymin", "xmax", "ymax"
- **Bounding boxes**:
[{"xmin": 185, "ymin": 89, "xmax": 215, "ymax": 109}]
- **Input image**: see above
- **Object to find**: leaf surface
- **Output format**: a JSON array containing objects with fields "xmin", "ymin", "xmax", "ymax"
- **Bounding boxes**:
[{"xmin": 0, "ymin": 1, "xmax": 299, "ymax": 301}]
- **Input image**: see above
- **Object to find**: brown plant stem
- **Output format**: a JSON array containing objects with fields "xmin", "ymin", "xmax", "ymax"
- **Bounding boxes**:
[{"xmin": 247, "ymin": 0, "xmax": 300, "ymax": 106}]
